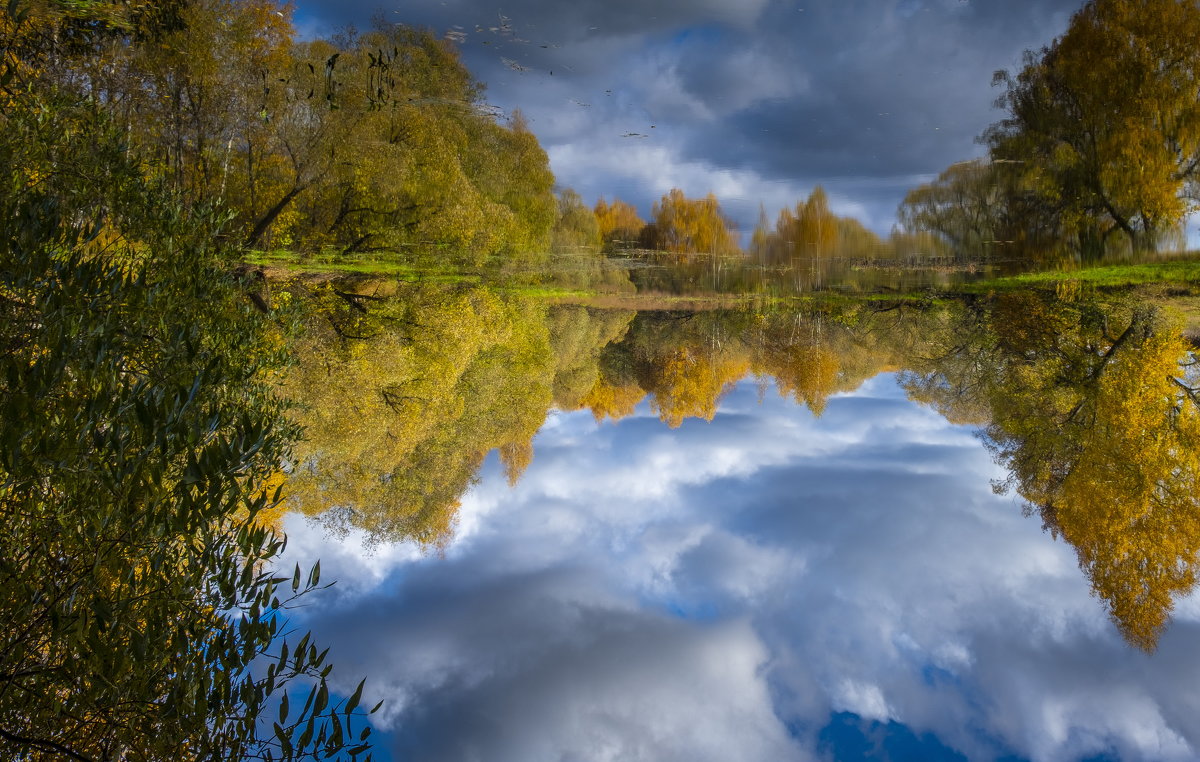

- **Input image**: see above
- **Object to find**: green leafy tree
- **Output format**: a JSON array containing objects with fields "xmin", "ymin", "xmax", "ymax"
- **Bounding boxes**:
[
  {"xmin": 6, "ymin": 2, "xmax": 559, "ymax": 264},
  {"xmin": 0, "ymin": 83, "xmax": 376, "ymax": 761},
  {"xmin": 550, "ymin": 187, "xmax": 601, "ymax": 252}
]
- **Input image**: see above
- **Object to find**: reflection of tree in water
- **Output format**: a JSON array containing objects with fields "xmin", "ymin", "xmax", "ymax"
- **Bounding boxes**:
[
  {"xmin": 902, "ymin": 292, "xmax": 1200, "ymax": 650},
  {"xmin": 282, "ymin": 280, "xmax": 1200, "ymax": 650},
  {"xmin": 282, "ymin": 281, "xmax": 633, "ymax": 549},
  {"xmin": 282, "ymin": 286, "xmax": 896, "ymax": 547}
]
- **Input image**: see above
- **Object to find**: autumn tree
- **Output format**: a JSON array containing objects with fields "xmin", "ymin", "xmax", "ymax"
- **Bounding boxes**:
[
  {"xmin": 984, "ymin": 299, "xmax": 1200, "ymax": 650},
  {"xmin": 580, "ymin": 377, "xmax": 648, "ymax": 423},
  {"xmin": 280, "ymin": 285, "xmax": 631, "ymax": 545},
  {"xmin": 644, "ymin": 188, "xmax": 739, "ymax": 255},
  {"xmin": 751, "ymin": 187, "xmax": 883, "ymax": 261},
  {"xmin": 594, "ymin": 196, "xmax": 646, "ymax": 251},
  {"xmin": 789, "ymin": 186, "xmax": 839, "ymax": 255},
  {"xmin": 985, "ymin": 0, "xmax": 1200, "ymax": 256},
  {"xmin": 901, "ymin": 292, "xmax": 1200, "ymax": 650}
]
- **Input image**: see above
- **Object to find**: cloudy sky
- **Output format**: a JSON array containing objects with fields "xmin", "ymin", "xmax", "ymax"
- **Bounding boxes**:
[
  {"xmin": 290, "ymin": 0, "xmax": 1084, "ymax": 236},
  {"xmin": 279, "ymin": 375, "xmax": 1200, "ymax": 762}
]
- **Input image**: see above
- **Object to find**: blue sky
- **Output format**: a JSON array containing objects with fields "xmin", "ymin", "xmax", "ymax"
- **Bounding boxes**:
[
  {"xmin": 277, "ymin": 373, "xmax": 1200, "ymax": 761},
  {"xmin": 289, "ymin": 0, "xmax": 1087, "ymax": 237}
]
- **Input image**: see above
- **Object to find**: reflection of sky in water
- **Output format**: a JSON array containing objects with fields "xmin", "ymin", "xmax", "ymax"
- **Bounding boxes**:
[{"xmin": 280, "ymin": 373, "xmax": 1200, "ymax": 761}]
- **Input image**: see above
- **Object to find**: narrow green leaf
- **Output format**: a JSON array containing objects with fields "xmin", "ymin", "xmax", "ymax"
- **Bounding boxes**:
[{"xmin": 345, "ymin": 679, "xmax": 365, "ymax": 714}]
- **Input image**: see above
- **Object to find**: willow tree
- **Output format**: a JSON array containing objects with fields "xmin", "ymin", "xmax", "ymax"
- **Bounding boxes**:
[
  {"xmin": 897, "ymin": 160, "xmax": 1009, "ymax": 253},
  {"xmin": 901, "ymin": 292, "xmax": 1200, "ymax": 650},
  {"xmin": 594, "ymin": 196, "xmax": 646, "ymax": 251},
  {"xmin": 644, "ymin": 188, "xmax": 739, "ymax": 255},
  {"xmin": 985, "ymin": 0, "xmax": 1200, "ymax": 255},
  {"xmin": 0, "ymin": 28, "xmax": 374, "ymax": 757}
]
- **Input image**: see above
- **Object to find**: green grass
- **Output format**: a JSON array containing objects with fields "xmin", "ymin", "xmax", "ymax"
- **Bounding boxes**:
[
  {"xmin": 972, "ymin": 259, "xmax": 1200, "ymax": 290},
  {"xmin": 243, "ymin": 250, "xmax": 481, "ymax": 283},
  {"xmin": 247, "ymin": 249, "xmax": 1200, "ymax": 305}
]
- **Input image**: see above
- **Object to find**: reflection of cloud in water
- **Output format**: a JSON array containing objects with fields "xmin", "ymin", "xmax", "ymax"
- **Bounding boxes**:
[{"xmin": 280, "ymin": 374, "xmax": 1200, "ymax": 762}]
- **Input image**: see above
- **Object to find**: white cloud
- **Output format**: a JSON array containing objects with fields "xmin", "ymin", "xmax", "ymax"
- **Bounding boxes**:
[{"xmin": 281, "ymin": 376, "xmax": 1200, "ymax": 761}]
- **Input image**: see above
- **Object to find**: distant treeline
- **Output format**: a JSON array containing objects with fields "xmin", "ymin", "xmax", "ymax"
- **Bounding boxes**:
[
  {"xmin": 564, "ymin": 186, "xmax": 942, "ymax": 263},
  {"xmin": 576, "ymin": 0, "xmax": 1200, "ymax": 265},
  {"xmin": 13, "ymin": 0, "xmax": 1199, "ymax": 267}
]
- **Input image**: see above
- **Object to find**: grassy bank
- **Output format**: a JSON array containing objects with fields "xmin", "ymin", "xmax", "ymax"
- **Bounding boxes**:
[
  {"xmin": 972, "ymin": 258, "xmax": 1200, "ymax": 290},
  {"xmin": 245, "ymin": 249, "xmax": 483, "ymax": 284}
]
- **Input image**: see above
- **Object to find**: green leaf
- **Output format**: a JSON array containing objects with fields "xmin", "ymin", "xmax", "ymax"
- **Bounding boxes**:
[
  {"xmin": 345, "ymin": 679, "xmax": 365, "ymax": 714},
  {"xmin": 274, "ymin": 722, "xmax": 292, "ymax": 758},
  {"xmin": 314, "ymin": 681, "xmax": 328, "ymax": 713}
]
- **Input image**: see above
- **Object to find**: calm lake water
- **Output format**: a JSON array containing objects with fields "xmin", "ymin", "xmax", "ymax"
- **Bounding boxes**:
[{"xmin": 271, "ymin": 284, "xmax": 1200, "ymax": 761}]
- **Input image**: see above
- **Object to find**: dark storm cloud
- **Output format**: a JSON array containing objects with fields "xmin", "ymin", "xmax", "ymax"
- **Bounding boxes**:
[
  {"xmin": 295, "ymin": 0, "xmax": 769, "ymax": 42},
  {"xmin": 291, "ymin": 0, "xmax": 1082, "ymax": 231},
  {"xmin": 674, "ymin": 0, "xmax": 1080, "ymax": 180}
]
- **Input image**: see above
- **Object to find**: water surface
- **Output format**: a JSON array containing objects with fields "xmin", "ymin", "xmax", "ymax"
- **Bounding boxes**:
[{"xmin": 276, "ymin": 284, "xmax": 1200, "ymax": 761}]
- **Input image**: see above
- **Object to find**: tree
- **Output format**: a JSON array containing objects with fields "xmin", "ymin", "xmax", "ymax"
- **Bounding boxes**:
[
  {"xmin": 645, "ymin": 188, "xmax": 739, "ymax": 255},
  {"xmin": 897, "ymin": 157, "xmax": 1073, "ymax": 260},
  {"xmin": 7, "ymin": 2, "xmax": 560, "ymax": 263},
  {"xmin": 0, "ymin": 83, "xmax": 375, "ymax": 759},
  {"xmin": 750, "ymin": 187, "xmax": 883, "ymax": 262},
  {"xmin": 985, "ymin": 0, "xmax": 1200, "ymax": 255},
  {"xmin": 984, "ymin": 300, "xmax": 1200, "ymax": 650},
  {"xmin": 550, "ymin": 188, "xmax": 601, "ymax": 252},
  {"xmin": 261, "ymin": 31, "xmax": 555, "ymax": 262},
  {"xmin": 790, "ymin": 186, "xmax": 839, "ymax": 255},
  {"xmin": 897, "ymin": 160, "xmax": 1008, "ymax": 253},
  {"xmin": 900, "ymin": 292, "xmax": 1200, "ymax": 650},
  {"xmin": 282, "ymin": 284, "xmax": 560, "ymax": 547},
  {"xmin": 594, "ymin": 196, "xmax": 646, "ymax": 252}
]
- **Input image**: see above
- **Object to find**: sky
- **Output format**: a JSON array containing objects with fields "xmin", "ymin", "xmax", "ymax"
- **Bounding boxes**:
[
  {"xmin": 290, "ymin": 0, "xmax": 1085, "ymax": 236},
  {"xmin": 278, "ymin": 375, "xmax": 1200, "ymax": 762}
]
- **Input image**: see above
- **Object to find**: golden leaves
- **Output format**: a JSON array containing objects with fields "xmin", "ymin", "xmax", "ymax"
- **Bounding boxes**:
[
  {"xmin": 987, "ymin": 0, "xmax": 1200, "ymax": 251},
  {"xmin": 648, "ymin": 189, "xmax": 739, "ymax": 256},
  {"xmin": 917, "ymin": 293, "xmax": 1200, "ymax": 650},
  {"xmin": 594, "ymin": 196, "xmax": 646, "ymax": 252}
]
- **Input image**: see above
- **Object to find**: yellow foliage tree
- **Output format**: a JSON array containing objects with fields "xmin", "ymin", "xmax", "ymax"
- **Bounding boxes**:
[
  {"xmin": 646, "ymin": 188, "xmax": 739, "ymax": 255},
  {"xmin": 986, "ymin": 0, "xmax": 1200, "ymax": 254},
  {"xmin": 904, "ymin": 292, "xmax": 1200, "ymax": 650},
  {"xmin": 594, "ymin": 196, "xmax": 646, "ymax": 251}
]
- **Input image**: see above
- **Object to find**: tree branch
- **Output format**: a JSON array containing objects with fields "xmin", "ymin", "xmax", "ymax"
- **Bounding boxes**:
[{"xmin": 0, "ymin": 727, "xmax": 95, "ymax": 762}]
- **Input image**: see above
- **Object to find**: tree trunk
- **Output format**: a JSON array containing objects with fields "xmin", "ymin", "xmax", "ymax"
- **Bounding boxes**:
[{"xmin": 245, "ymin": 185, "xmax": 306, "ymax": 248}]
